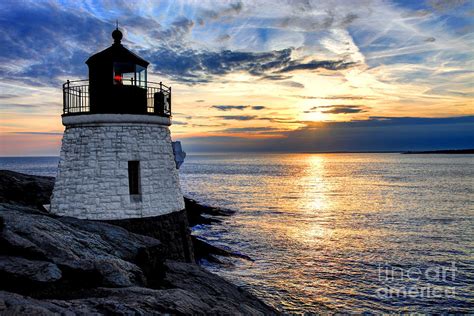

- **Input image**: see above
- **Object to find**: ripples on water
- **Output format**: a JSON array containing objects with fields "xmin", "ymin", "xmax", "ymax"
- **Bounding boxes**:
[
  {"xmin": 1, "ymin": 154, "xmax": 473, "ymax": 313},
  {"xmin": 180, "ymin": 153, "xmax": 474, "ymax": 313}
]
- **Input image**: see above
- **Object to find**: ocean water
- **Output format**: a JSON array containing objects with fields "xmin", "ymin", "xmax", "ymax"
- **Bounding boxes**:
[{"xmin": 1, "ymin": 153, "xmax": 473, "ymax": 313}]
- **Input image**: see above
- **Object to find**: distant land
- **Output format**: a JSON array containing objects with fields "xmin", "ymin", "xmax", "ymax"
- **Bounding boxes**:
[
  {"xmin": 297, "ymin": 149, "xmax": 474, "ymax": 154},
  {"xmin": 1, "ymin": 149, "xmax": 474, "ymax": 158},
  {"xmin": 402, "ymin": 149, "xmax": 474, "ymax": 154}
]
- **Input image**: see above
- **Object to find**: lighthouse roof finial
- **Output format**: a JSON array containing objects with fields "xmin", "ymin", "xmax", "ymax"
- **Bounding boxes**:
[{"xmin": 112, "ymin": 21, "xmax": 122, "ymax": 44}]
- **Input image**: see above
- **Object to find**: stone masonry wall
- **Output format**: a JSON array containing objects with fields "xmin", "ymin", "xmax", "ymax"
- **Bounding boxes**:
[{"xmin": 50, "ymin": 123, "xmax": 185, "ymax": 219}]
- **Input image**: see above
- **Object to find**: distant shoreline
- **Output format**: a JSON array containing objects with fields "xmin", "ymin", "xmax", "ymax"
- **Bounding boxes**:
[
  {"xmin": 401, "ymin": 149, "xmax": 474, "ymax": 154},
  {"xmin": 294, "ymin": 149, "xmax": 474, "ymax": 154},
  {"xmin": 1, "ymin": 149, "xmax": 473, "ymax": 158}
]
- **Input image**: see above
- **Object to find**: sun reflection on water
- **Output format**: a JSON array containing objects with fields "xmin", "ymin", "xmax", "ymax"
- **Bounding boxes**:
[{"xmin": 181, "ymin": 153, "xmax": 474, "ymax": 313}]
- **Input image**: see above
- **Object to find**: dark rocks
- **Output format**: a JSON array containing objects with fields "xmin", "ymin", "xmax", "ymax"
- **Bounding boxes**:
[
  {"xmin": 193, "ymin": 237, "xmax": 253, "ymax": 264},
  {"xmin": 0, "ymin": 170, "xmax": 54, "ymax": 208},
  {"xmin": 0, "ymin": 283, "xmax": 277, "ymax": 315},
  {"xmin": 0, "ymin": 170, "xmax": 278, "ymax": 314},
  {"xmin": 106, "ymin": 209, "xmax": 195, "ymax": 263},
  {"xmin": 185, "ymin": 197, "xmax": 234, "ymax": 226},
  {"xmin": 0, "ymin": 204, "xmax": 277, "ymax": 314},
  {"xmin": 0, "ymin": 204, "xmax": 162, "ymax": 291},
  {"xmin": 0, "ymin": 256, "xmax": 62, "ymax": 282},
  {"xmin": 0, "ymin": 261, "xmax": 278, "ymax": 315},
  {"xmin": 164, "ymin": 261, "xmax": 273, "ymax": 314}
]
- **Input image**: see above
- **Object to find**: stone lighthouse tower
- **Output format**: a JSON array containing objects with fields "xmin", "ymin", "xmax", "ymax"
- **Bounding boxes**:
[{"xmin": 50, "ymin": 28, "xmax": 185, "ymax": 220}]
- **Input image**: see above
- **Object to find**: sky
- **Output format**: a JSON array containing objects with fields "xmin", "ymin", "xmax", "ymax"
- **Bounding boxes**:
[{"xmin": 0, "ymin": 0, "xmax": 473, "ymax": 155}]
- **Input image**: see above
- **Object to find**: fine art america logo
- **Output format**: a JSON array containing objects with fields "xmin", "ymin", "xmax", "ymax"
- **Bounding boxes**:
[{"xmin": 376, "ymin": 262, "xmax": 457, "ymax": 299}]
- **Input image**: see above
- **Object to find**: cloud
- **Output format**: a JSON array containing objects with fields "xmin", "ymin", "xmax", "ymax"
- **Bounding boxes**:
[
  {"xmin": 0, "ymin": 103, "xmax": 39, "ymax": 108},
  {"xmin": 295, "ymin": 95, "xmax": 372, "ymax": 100},
  {"xmin": 426, "ymin": 0, "xmax": 468, "ymax": 12},
  {"xmin": 305, "ymin": 105, "xmax": 368, "ymax": 114},
  {"xmin": 259, "ymin": 74, "xmax": 293, "ymax": 81},
  {"xmin": 197, "ymin": 1, "xmax": 243, "ymax": 25},
  {"xmin": 212, "ymin": 105, "xmax": 266, "ymax": 111},
  {"xmin": 182, "ymin": 116, "xmax": 474, "ymax": 152},
  {"xmin": 0, "ymin": 2, "xmax": 110, "ymax": 86},
  {"xmin": 321, "ymin": 107, "xmax": 366, "ymax": 114},
  {"xmin": 342, "ymin": 116, "xmax": 474, "ymax": 127},
  {"xmin": 160, "ymin": 17, "xmax": 195, "ymax": 42},
  {"xmin": 11, "ymin": 131, "xmax": 63, "ymax": 135},
  {"xmin": 278, "ymin": 60, "xmax": 356, "ymax": 73},
  {"xmin": 212, "ymin": 105, "xmax": 248, "ymax": 111},
  {"xmin": 216, "ymin": 115, "xmax": 257, "ymax": 120},
  {"xmin": 145, "ymin": 46, "xmax": 357, "ymax": 83},
  {"xmin": 220, "ymin": 127, "xmax": 281, "ymax": 133},
  {"xmin": 145, "ymin": 47, "xmax": 293, "ymax": 83},
  {"xmin": 278, "ymin": 81, "xmax": 305, "ymax": 88},
  {"xmin": 0, "ymin": 1, "xmax": 377, "ymax": 89},
  {"xmin": 0, "ymin": 94, "xmax": 21, "ymax": 99},
  {"xmin": 217, "ymin": 34, "xmax": 231, "ymax": 42}
]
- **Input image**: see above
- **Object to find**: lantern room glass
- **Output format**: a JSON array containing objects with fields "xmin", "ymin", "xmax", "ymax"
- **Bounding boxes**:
[
  {"xmin": 136, "ymin": 65, "xmax": 147, "ymax": 88},
  {"xmin": 113, "ymin": 62, "xmax": 147, "ymax": 88}
]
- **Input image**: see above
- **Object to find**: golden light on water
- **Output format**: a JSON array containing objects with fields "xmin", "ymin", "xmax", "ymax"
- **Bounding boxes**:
[
  {"xmin": 182, "ymin": 153, "xmax": 473, "ymax": 313},
  {"xmin": 289, "ymin": 155, "xmax": 335, "ymax": 244}
]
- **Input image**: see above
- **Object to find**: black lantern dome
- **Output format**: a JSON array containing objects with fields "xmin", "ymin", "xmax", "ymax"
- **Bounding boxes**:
[
  {"xmin": 62, "ymin": 28, "xmax": 171, "ymax": 117},
  {"xmin": 85, "ymin": 28, "xmax": 150, "ymax": 114}
]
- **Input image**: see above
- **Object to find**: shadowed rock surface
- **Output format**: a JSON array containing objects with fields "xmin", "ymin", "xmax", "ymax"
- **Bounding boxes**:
[
  {"xmin": 0, "ymin": 170, "xmax": 277, "ymax": 314},
  {"xmin": 0, "ymin": 170, "xmax": 53, "ymax": 208},
  {"xmin": 184, "ymin": 197, "xmax": 234, "ymax": 226},
  {"xmin": 0, "ymin": 169, "xmax": 254, "ymax": 263}
]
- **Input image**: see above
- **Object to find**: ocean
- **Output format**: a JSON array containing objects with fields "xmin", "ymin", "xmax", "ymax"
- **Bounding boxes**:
[{"xmin": 1, "ymin": 153, "xmax": 473, "ymax": 313}]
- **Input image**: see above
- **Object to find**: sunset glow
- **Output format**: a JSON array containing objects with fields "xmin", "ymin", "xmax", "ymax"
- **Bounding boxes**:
[{"xmin": 0, "ymin": 0, "xmax": 473, "ymax": 155}]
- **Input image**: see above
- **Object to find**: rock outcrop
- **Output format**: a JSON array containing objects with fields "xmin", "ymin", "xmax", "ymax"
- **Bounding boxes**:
[
  {"xmin": 0, "ymin": 170, "xmax": 53, "ymax": 208},
  {"xmin": 0, "ymin": 203, "xmax": 162, "ymax": 295},
  {"xmin": 0, "ymin": 170, "xmax": 277, "ymax": 314}
]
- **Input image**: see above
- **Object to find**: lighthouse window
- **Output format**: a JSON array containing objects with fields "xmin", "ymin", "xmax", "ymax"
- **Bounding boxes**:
[
  {"xmin": 136, "ymin": 65, "xmax": 147, "ymax": 88},
  {"xmin": 114, "ymin": 62, "xmax": 135, "ymax": 85},
  {"xmin": 128, "ymin": 161, "xmax": 141, "ymax": 199}
]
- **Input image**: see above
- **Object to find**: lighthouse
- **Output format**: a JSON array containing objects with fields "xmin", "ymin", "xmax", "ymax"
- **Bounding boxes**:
[{"xmin": 50, "ymin": 28, "xmax": 185, "ymax": 220}]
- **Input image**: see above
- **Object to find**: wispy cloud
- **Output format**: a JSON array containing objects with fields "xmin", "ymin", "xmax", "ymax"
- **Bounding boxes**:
[
  {"xmin": 216, "ymin": 115, "xmax": 257, "ymax": 120},
  {"xmin": 305, "ymin": 105, "xmax": 369, "ymax": 114},
  {"xmin": 11, "ymin": 131, "xmax": 63, "ymax": 135},
  {"xmin": 212, "ymin": 105, "xmax": 248, "ymax": 111},
  {"xmin": 294, "ymin": 95, "xmax": 373, "ymax": 100},
  {"xmin": 278, "ymin": 60, "xmax": 356, "ymax": 73},
  {"xmin": 211, "ymin": 105, "xmax": 267, "ymax": 111}
]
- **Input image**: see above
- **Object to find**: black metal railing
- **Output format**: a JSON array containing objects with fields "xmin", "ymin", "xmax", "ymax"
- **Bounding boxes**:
[
  {"xmin": 63, "ymin": 80, "xmax": 171, "ymax": 116},
  {"xmin": 63, "ymin": 80, "xmax": 89, "ymax": 114},
  {"xmin": 147, "ymin": 81, "xmax": 171, "ymax": 116}
]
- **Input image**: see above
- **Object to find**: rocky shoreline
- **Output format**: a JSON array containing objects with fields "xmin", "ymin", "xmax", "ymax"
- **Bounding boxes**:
[{"xmin": 0, "ymin": 170, "xmax": 277, "ymax": 314}]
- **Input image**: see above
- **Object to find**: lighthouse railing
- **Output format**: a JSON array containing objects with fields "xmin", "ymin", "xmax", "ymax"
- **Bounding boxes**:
[
  {"xmin": 63, "ymin": 79, "xmax": 90, "ymax": 114},
  {"xmin": 63, "ymin": 80, "xmax": 171, "ymax": 117},
  {"xmin": 146, "ymin": 81, "xmax": 171, "ymax": 117}
]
